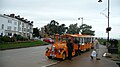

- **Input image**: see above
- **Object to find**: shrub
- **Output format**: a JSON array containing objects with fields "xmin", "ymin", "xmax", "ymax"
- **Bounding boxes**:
[
  {"xmin": 0, "ymin": 37, "xmax": 3, "ymax": 43},
  {"xmin": 0, "ymin": 36, "xmax": 11, "ymax": 42},
  {"xmin": 10, "ymin": 37, "xmax": 16, "ymax": 42},
  {"xmin": 118, "ymin": 41, "xmax": 120, "ymax": 58},
  {"xmin": 14, "ymin": 35, "xmax": 28, "ymax": 41},
  {"xmin": 0, "ymin": 34, "xmax": 30, "ymax": 44}
]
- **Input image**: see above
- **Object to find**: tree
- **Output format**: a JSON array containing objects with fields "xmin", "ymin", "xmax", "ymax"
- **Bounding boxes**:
[
  {"xmin": 80, "ymin": 24, "xmax": 95, "ymax": 35},
  {"xmin": 67, "ymin": 23, "xmax": 80, "ymax": 34},
  {"xmin": 44, "ymin": 25, "xmax": 49, "ymax": 34},
  {"xmin": 58, "ymin": 24, "xmax": 68, "ymax": 35},
  {"xmin": 44, "ymin": 20, "xmax": 68, "ymax": 35},
  {"xmin": 49, "ymin": 20, "xmax": 59, "ymax": 35},
  {"xmin": 33, "ymin": 27, "xmax": 40, "ymax": 37}
]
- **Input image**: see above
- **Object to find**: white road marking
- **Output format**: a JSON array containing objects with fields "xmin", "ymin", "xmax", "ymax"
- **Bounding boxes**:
[{"xmin": 42, "ymin": 61, "xmax": 60, "ymax": 67}]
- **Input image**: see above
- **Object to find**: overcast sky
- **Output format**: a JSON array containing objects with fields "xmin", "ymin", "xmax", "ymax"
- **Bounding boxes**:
[{"xmin": 0, "ymin": 0, "xmax": 120, "ymax": 39}]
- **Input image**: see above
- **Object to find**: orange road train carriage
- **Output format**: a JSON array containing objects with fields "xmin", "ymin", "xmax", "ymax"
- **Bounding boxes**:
[
  {"xmin": 45, "ymin": 34, "xmax": 94, "ymax": 60},
  {"xmin": 71, "ymin": 34, "xmax": 94, "ymax": 55},
  {"xmin": 45, "ymin": 34, "xmax": 75, "ymax": 60}
]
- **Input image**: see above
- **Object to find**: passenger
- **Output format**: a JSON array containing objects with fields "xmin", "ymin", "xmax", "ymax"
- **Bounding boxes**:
[
  {"xmin": 93, "ymin": 38, "xmax": 100, "ymax": 60},
  {"xmin": 77, "ymin": 39, "xmax": 81, "ymax": 55},
  {"xmin": 74, "ymin": 38, "xmax": 81, "ymax": 55},
  {"xmin": 91, "ymin": 49, "xmax": 97, "ymax": 60},
  {"xmin": 67, "ymin": 39, "xmax": 73, "ymax": 60}
]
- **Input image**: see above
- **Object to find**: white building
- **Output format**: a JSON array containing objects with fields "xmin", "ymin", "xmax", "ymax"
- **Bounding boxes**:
[{"xmin": 0, "ymin": 14, "xmax": 33, "ymax": 39}]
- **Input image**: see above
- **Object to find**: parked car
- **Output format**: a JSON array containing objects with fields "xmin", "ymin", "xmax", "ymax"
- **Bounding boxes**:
[
  {"xmin": 33, "ymin": 37, "xmax": 41, "ymax": 40},
  {"xmin": 43, "ymin": 38, "xmax": 54, "ymax": 43}
]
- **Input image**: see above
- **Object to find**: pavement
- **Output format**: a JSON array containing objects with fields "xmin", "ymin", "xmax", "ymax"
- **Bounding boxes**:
[
  {"xmin": 50, "ymin": 45, "xmax": 120, "ymax": 67},
  {"xmin": 0, "ymin": 45, "xmax": 59, "ymax": 67}
]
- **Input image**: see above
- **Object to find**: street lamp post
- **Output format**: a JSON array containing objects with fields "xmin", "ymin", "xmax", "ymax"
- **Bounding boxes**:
[
  {"xmin": 78, "ymin": 17, "xmax": 83, "ymax": 25},
  {"xmin": 78, "ymin": 17, "xmax": 84, "ymax": 34},
  {"xmin": 98, "ymin": 0, "xmax": 111, "ymax": 41}
]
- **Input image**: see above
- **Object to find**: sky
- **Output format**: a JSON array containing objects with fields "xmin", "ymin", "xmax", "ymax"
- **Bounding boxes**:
[{"xmin": 0, "ymin": 0, "xmax": 120, "ymax": 39}]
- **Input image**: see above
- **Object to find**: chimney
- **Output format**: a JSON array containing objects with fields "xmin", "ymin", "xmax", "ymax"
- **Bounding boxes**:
[
  {"xmin": 3, "ymin": 14, "xmax": 6, "ymax": 16},
  {"xmin": 17, "ymin": 15, "xmax": 20, "ymax": 18},
  {"xmin": 25, "ymin": 19, "xmax": 28, "ymax": 22},
  {"xmin": 28, "ymin": 21, "xmax": 30, "ymax": 23},
  {"xmin": 31, "ymin": 21, "xmax": 33, "ymax": 24},
  {"xmin": 15, "ymin": 15, "xmax": 21, "ymax": 20},
  {"xmin": 10, "ymin": 14, "xmax": 15, "ymax": 18},
  {"xmin": 20, "ymin": 17, "xmax": 24, "ymax": 20}
]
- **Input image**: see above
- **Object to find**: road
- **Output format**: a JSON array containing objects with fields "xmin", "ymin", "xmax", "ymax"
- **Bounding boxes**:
[
  {"xmin": 0, "ymin": 44, "xmax": 58, "ymax": 67},
  {"xmin": 0, "ymin": 45, "xmax": 119, "ymax": 67},
  {"xmin": 50, "ymin": 45, "xmax": 119, "ymax": 67}
]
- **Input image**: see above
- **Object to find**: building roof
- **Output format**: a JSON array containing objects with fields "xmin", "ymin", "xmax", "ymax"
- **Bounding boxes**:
[{"xmin": 0, "ymin": 14, "xmax": 33, "ymax": 26}]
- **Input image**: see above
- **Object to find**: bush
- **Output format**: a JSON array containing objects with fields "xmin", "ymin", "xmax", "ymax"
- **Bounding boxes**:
[
  {"xmin": 0, "ymin": 37, "xmax": 3, "ymax": 43},
  {"xmin": 0, "ymin": 36, "xmax": 11, "ymax": 42},
  {"xmin": 0, "ymin": 35, "xmax": 29, "ymax": 43},
  {"xmin": 10, "ymin": 37, "xmax": 16, "ymax": 42},
  {"xmin": 118, "ymin": 41, "xmax": 120, "ymax": 58},
  {"xmin": 14, "ymin": 35, "xmax": 28, "ymax": 41}
]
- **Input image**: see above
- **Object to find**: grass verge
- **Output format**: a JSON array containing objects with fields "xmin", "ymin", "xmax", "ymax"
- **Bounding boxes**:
[{"xmin": 0, "ymin": 40, "xmax": 49, "ymax": 50}]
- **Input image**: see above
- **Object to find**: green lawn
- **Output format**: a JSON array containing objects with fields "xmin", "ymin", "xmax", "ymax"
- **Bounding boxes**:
[{"xmin": 0, "ymin": 40, "xmax": 49, "ymax": 50}]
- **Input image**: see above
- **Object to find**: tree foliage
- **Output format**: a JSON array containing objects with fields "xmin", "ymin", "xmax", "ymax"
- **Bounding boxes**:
[
  {"xmin": 67, "ymin": 23, "xmax": 80, "ymax": 34},
  {"xmin": 80, "ymin": 24, "xmax": 95, "ymax": 35},
  {"xmin": 49, "ymin": 20, "xmax": 59, "ymax": 34},
  {"xmin": 58, "ymin": 24, "xmax": 68, "ymax": 35},
  {"xmin": 44, "ymin": 20, "xmax": 95, "ymax": 36},
  {"xmin": 44, "ymin": 25, "xmax": 49, "ymax": 34},
  {"xmin": 45, "ymin": 20, "xmax": 68, "ymax": 35},
  {"xmin": 33, "ymin": 28, "xmax": 40, "ymax": 37}
]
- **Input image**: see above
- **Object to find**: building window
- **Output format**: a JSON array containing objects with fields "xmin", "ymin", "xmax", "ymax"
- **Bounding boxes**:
[
  {"xmin": 14, "ymin": 27, "xmax": 17, "ymax": 31},
  {"xmin": 18, "ymin": 27, "xmax": 21, "ymax": 31},
  {"xmin": 14, "ymin": 22, "xmax": 17, "ymax": 25},
  {"xmin": 22, "ymin": 23, "xmax": 24, "ymax": 27},
  {"xmin": 8, "ymin": 19, "xmax": 12, "ymax": 23},
  {"xmin": 2, "ymin": 24, "xmax": 4, "ymax": 29},
  {"xmin": 22, "ymin": 28, "xmax": 24, "ymax": 31},
  {"xmin": 24, "ymin": 28, "xmax": 26, "ymax": 31},
  {"xmin": 7, "ymin": 26, "xmax": 12, "ymax": 30},
  {"xmin": 27, "ymin": 29, "xmax": 30, "ymax": 32},
  {"xmin": 18, "ymin": 21, "xmax": 21, "ymax": 25}
]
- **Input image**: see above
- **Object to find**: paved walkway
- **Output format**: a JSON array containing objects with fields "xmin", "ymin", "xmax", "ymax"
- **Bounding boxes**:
[{"xmin": 51, "ymin": 45, "xmax": 119, "ymax": 67}]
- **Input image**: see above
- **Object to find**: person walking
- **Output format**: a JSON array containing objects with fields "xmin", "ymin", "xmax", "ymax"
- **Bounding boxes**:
[
  {"xmin": 74, "ymin": 38, "xmax": 81, "ymax": 55},
  {"xmin": 90, "ymin": 49, "xmax": 97, "ymax": 60},
  {"xmin": 67, "ymin": 39, "xmax": 73, "ymax": 60},
  {"xmin": 77, "ymin": 39, "xmax": 81, "ymax": 55},
  {"xmin": 93, "ymin": 38, "xmax": 100, "ymax": 60}
]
